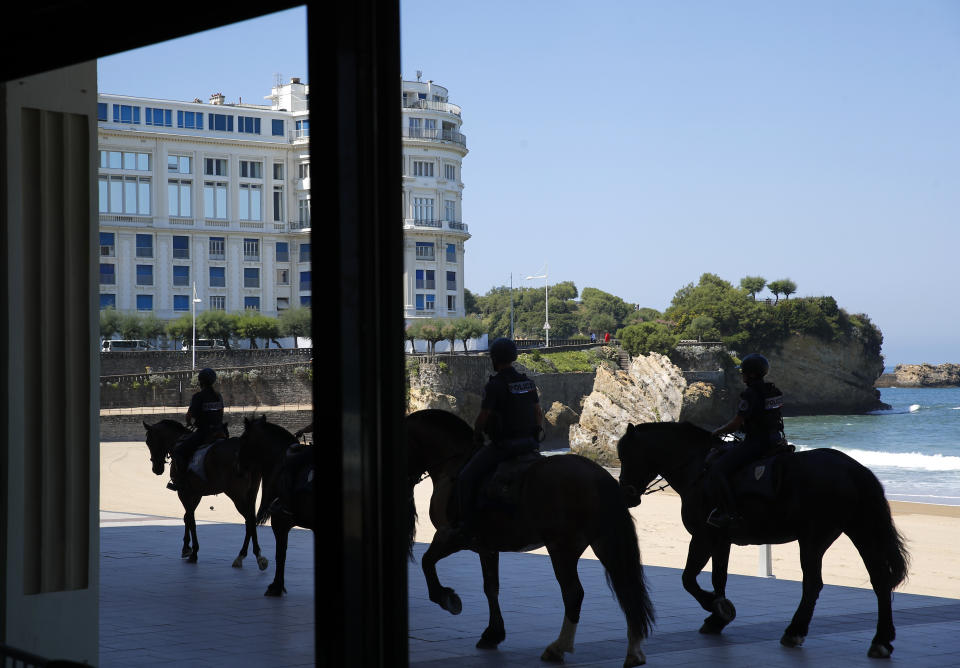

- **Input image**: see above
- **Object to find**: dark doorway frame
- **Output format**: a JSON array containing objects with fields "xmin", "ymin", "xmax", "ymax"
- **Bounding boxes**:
[{"xmin": 0, "ymin": 2, "xmax": 407, "ymax": 665}]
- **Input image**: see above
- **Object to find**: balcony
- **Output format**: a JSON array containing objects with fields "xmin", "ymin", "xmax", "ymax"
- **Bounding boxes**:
[
  {"xmin": 402, "ymin": 99, "xmax": 462, "ymax": 117},
  {"xmin": 404, "ymin": 219, "xmax": 469, "ymax": 234},
  {"xmin": 402, "ymin": 127, "xmax": 466, "ymax": 149}
]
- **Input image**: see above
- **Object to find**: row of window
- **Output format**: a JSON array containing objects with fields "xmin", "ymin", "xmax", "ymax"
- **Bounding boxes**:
[
  {"xmin": 101, "ymin": 151, "xmax": 301, "ymax": 181},
  {"xmin": 100, "ymin": 264, "xmax": 311, "ymax": 291},
  {"xmin": 98, "ymin": 177, "xmax": 309, "ymax": 223},
  {"xmin": 98, "ymin": 103, "xmax": 308, "ymax": 138},
  {"xmin": 415, "ymin": 270, "xmax": 458, "ymax": 291},
  {"xmin": 414, "ymin": 294, "xmax": 457, "ymax": 311},
  {"xmin": 410, "ymin": 160, "xmax": 457, "ymax": 180},
  {"xmin": 101, "ymin": 234, "xmax": 311, "ymax": 263},
  {"xmin": 415, "ymin": 242, "xmax": 458, "ymax": 263},
  {"xmin": 100, "ymin": 293, "xmax": 311, "ymax": 312},
  {"xmin": 411, "ymin": 198, "xmax": 459, "ymax": 224}
]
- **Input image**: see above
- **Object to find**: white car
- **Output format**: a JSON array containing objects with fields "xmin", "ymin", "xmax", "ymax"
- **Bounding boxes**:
[{"xmin": 182, "ymin": 338, "xmax": 226, "ymax": 351}]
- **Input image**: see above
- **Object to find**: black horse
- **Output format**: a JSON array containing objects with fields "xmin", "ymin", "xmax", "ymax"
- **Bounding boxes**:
[
  {"xmin": 241, "ymin": 416, "xmax": 316, "ymax": 597},
  {"xmin": 616, "ymin": 421, "xmax": 909, "ymax": 658},
  {"xmin": 142, "ymin": 419, "xmax": 268, "ymax": 570},
  {"xmin": 407, "ymin": 409, "xmax": 654, "ymax": 667}
]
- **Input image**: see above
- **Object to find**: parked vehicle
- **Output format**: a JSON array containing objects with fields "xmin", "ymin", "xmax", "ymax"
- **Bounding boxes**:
[
  {"xmin": 181, "ymin": 338, "xmax": 226, "ymax": 351},
  {"xmin": 102, "ymin": 339, "xmax": 151, "ymax": 352}
]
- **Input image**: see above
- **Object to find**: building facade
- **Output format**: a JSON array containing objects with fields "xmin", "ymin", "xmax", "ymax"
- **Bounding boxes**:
[
  {"xmin": 401, "ymin": 78, "xmax": 470, "ymax": 321},
  {"xmin": 97, "ymin": 78, "xmax": 311, "ymax": 320}
]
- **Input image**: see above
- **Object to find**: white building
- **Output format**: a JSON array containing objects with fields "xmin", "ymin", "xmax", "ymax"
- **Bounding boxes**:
[
  {"xmin": 97, "ymin": 78, "xmax": 311, "ymax": 319},
  {"xmin": 401, "ymin": 77, "xmax": 470, "ymax": 322}
]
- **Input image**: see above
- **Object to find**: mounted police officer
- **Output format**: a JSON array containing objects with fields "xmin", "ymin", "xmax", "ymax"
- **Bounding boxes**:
[
  {"xmin": 706, "ymin": 353, "xmax": 786, "ymax": 528},
  {"xmin": 167, "ymin": 367, "xmax": 227, "ymax": 491},
  {"xmin": 453, "ymin": 337, "xmax": 544, "ymax": 538}
]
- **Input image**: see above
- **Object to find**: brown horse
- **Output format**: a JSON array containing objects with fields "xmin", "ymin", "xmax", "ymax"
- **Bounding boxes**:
[
  {"xmin": 142, "ymin": 419, "xmax": 268, "ymax": 570},
  {"xmin": 406, "ymin": 409, "xmax": 654, "ymax": 667},
  {"xmin": 240, "ymin": 415, "xmax": 316, "ymax": 597},
  {"xmin": 617, "ymin": 421, "xmax": 909, "ymax": 658}
]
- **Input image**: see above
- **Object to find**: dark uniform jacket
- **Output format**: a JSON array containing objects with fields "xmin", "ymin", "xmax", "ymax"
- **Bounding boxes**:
[
  {"xmin": 737, "ymin": 380, "xmax": 785, "ymax": 448},
  {"xmin": 481, "ymin": 366, "xmax": 539, "ymax": 445},
  {"xmin": 188, "ymin": 386, "xmax": 225, "ymax": 437}
]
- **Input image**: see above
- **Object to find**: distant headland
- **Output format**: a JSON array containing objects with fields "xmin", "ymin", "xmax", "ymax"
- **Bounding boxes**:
[{"xmin": 876, "ymin": 364, "xmax": 960, "ymax": 388}]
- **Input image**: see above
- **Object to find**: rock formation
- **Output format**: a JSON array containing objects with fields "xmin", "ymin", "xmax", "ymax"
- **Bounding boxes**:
[
  {"xmin": 889, "ymin": 363, "xmax": 960, "ymax": 387},
  {"xmin": 569, "ymin": 353, "xmax": 686, "ymax": 466}
]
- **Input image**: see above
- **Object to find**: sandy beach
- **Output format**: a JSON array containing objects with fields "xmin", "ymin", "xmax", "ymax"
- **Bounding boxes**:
[{"xmin": 101, "ymin": 441, "xmax": 960, "ymax": 599}]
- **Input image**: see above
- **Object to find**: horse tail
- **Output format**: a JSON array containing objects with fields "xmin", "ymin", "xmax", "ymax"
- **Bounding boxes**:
[
  {"xmin": 847, "ymin": 463, "xmax": 910, "ymax": 590},
  {"xmin": 256, "ymin": 463, "xmax": 281, "ymax": 525},
  {"xmin": 591, "ymin": 480, "xmax": 655, "ymax": 639},
  {"xmin": 407, "ymin": 489, "xmax": 418, "ymax": 561}
]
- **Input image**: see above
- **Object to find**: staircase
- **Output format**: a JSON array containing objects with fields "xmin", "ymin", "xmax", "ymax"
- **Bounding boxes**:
[{"xmin": 617, "ymin": 349, "xmax": 631, "ymax": 371}]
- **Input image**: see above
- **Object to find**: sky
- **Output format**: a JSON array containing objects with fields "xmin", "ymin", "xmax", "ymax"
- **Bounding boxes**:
[{"xmin": 98, "ymin": 2, "xmax": 960, "ymax": 365}]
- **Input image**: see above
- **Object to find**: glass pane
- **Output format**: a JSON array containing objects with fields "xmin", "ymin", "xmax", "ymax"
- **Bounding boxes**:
[
  {"xmin": 216, "ymin": 187, "xmax": 226, "ymax": 217},
  {"xmin": 110, "ymin": 179, "xmax": 122, "ymax": 212},
  {"xmin": 238, "ymin": 189, "xmax": 249, "ymax": 220},
  {"xmin": 124, "ymin": 180, "xmax": 137, "ymax": 213},
  {"xmin": 168, "ymin": 183, "xmax": 178, "ymax": 214},
  {"xmin": 180, "ymin": 157, "xmax": 190, "ymax": 173},
  {"xmin": 137, "ymin": 153, "xmax": 149, "ymax": 171},
  {"xmin": 99, "ymin": 179, "xmax": 109, "ymax": 213},
  {"xmin": 138, "ymin": 182, "xmax": 151, "ymax": 214},
  {"xmin": 204, "ymin": 187, "xmax": 214, "ymax": 218},
  {"xmin": 109, "ymin": 151, "xmax": 122, "ymax": 169},
  {"xmin": 180, "ymin": 184, "xmax": 191, "ymax": 216},
  {"xmin": 123, "ymin": 152, "xmax": 136, "ymax": 170},
  {"xmin": 250, "ymin": 187, "xmax": 261, "ymax": 220}
]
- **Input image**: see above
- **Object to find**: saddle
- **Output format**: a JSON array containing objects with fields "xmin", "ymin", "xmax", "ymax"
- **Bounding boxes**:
[
  {"xmin": 188, "ymin": 443, "xmax": 214, "ymax": 480},
  {"xmin": 477, "ymin": 451, "xmax": 542, "ymax": 510},
  {"xmin": 728, "ymin": 443, "xmax": 795, "ymax": 501}
]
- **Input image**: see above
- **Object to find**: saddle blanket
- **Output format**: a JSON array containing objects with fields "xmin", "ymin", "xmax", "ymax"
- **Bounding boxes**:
[
  {"xmin": 188, "ymin": 444, "xmax": 213, "ymax": 480},
  {"xmin": 480, "ymin": 451, "xmax": 542, "ymax": 509}
]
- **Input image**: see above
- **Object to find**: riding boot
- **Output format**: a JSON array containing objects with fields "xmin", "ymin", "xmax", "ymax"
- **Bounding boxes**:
[
  {"xmin": 707, "ymin": 475, "xmax": 743, "ymax": 529},
  {"xmin": 167, "ymin": 459, "xmax": 181, "ymax": 491}
]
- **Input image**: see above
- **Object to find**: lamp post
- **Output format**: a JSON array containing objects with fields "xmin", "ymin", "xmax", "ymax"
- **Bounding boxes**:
[
  {"xmin": 525, "ymin": 264, "xmax": 549, "ymax": 348},
  {"xmin": 191, "ymin": 282, "xmax": 202, "ymax": 371}
]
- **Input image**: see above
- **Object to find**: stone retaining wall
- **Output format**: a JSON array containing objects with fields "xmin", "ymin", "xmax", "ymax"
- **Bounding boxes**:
[
  {"xmin": 101, "ymin": 408, "xmax": 313, "ymax": 442},
  {"xmin": 100, "ymin": 348, "xmax": 312, "ymax": 376}
]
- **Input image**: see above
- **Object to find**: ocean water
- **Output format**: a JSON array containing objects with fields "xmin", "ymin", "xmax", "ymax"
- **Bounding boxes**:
[{"xmin": 785, "ymin": 387, "xmax": 960, "ymax": 506}]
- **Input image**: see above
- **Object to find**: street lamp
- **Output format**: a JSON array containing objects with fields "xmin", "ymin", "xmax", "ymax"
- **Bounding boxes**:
[
  {"xmin": 191, "ymin": 282, "xmax": 203, "ymax": 371},
  {"xmin": 525, "ymin": 264, "xmax": 549, "ymax": 348}
]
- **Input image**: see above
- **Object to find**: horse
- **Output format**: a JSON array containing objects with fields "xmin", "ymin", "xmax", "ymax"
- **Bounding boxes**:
[
  {"xmin": 142, "ymin": 419, "xmax": 268, "ymax": 570},
  {"xmin": 240, "ymin": 416, "xmax": 316, "ymax": 597},
  {"xmin": 616, "ymin": 421, "xmax": 909, "ymax": 658},
  {"xmin": 406, "ymin": 409, "xmax": 654, "ymax": 667}
]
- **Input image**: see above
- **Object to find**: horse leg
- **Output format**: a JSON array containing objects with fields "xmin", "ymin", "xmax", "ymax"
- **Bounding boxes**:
[
  {"xmin": 847, "ymin": 531, "xmax": 897, "ymax": 657},
  {"xmin": 781, "ymin": 535, "xmax": 834, "ymax": 648},
  {"xmin": 265, "ymin": 519, "xmax": 290, "ymax": 596},
  {"xmin": 475, "ymin": 550, "xmax": 505, "ymax": 649},
  {"xmin": 180, "ymin": 493, "xmax": 201, "ymax": 562},
  {"xmin": 541, "ymin": 543, "xmax": 586, "ymax": 664},
  {"xmin": 700, "ymin": 541, "xmax": 736, "ymax": 634},
  {"xmin": 420, "ymin": 531, "xmax": 466, "ymax": 615},
  {"xmin": 181, "ymin": 523, "xmax": 192, "ymax": 559},
  {"xmin": 680, "ymin": 536, "xmax": 730, "ymax": 633}
]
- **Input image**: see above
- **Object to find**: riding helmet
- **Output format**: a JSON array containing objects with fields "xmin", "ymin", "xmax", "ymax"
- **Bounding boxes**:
[
  {"xmin": 198, "ymin": 367, "xmax": 217, "ymax": 386},
  {"xmin": 489, "ymin": 337, "xmax": 518, "ymax": 365},
  {"xmin": 739, "ymin": 353, "xmax": 769, "ymax": 377}
]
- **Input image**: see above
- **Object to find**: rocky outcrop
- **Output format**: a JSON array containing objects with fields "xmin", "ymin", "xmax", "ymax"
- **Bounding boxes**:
[
  {"xmin": 569, "ymin": 353, "xmax": 686, "ymax": 466},
  {"xmin": 888, "ymin": 363, "xmax": 960, "ymax": 388},
  {"xmin": 761, "ymin": 335, "xmax": 887, "ymax": 414}
]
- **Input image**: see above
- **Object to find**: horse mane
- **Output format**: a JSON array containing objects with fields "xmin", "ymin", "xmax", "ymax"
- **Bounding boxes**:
[
  {"xmin": 406, "ymin": 409, "xmax": 474, "ymax": 444},
  {"xmin": 618, "ymin": 421, "xmax": 715, "ymax": 458},
  {"xmin": 247, "ymin": 416, "xmax": 295, "ymax": 443},
  {"xmin": 153, "ymin": 419, "xmax": 189, "ymax": 433}
]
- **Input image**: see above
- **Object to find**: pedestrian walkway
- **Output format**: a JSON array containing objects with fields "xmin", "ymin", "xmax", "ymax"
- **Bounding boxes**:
[{"xmin": 100, "ymin": 517, "xmax": 960, "ymax": 666}]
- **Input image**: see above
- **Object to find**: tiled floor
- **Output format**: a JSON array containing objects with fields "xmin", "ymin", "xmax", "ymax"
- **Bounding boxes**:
[{"xmin": 101, "ymin": 515, "xmax": 960, "ymax": 666}]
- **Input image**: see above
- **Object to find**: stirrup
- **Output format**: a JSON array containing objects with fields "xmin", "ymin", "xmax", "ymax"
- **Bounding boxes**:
[
  {"xmin": 707, "ymin": 508, "xmax": 742, "ymax": 529},
  {"xmin": 166, "ymin": 480, "xmax": 179, "ymax": 491},
  {"xmin": 269, "ymin": 497, "xmax": 294, "ymax": 517}
]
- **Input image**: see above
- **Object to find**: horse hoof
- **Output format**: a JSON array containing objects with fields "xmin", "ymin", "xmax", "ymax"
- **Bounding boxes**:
[
  {"xmin": 181, "ymin": 547, "xmax": 192, "ymax": 558},
  {"xmin": 780, "ymin": 633, "xmax": 805, "ymax": 648},
  {"xmin": 264, "ymin": 585, "xmax": 283, "ymax": 597},
  {"xmin": 232, "ymin": 557, "xmax": 243, "ymax": 568},
  {"xmin": 712, "ymin": 597, "xmax": 736, "ymax": 624},
  {"xmin": 699, "ymin": 614, "xmax": 725, "ymax": 635},
  {"xmin": 624, "ymin": 654, "xmax": 646, "ymax": 667},
  {"xmin": 186, "ymin": 554, "xmax": 198, "ymax": 563},
  {"xmin": 476, "ymin": 629, "xmax": 505, "ymax": 649},
  {"xmin": 257, "ymin": 556, "xmax": 269, "ymax": 571},
  {"xmin": 868, "ymin": 642, "xmax": 893, "ymax": 658},
  {"xmin": 540, "ymin": 646, "xmax": 564, "ymax": 663},
  {"xmin": 440, "ymin": 589, "xmax": 462, "ymax": 615}
]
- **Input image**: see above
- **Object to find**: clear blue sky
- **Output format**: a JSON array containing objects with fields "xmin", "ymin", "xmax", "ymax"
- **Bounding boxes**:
[{"xmin": 99, "ymin": 2, "xmax": 959, "ymax": 365}]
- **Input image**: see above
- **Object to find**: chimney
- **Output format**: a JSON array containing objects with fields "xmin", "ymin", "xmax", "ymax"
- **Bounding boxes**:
[
  {"xmin": 209, "ymin": 92, "xmax": 225, "ymax": 105},
  {"xmin": 290, "ymin": 77, "xmax": 301, "ymax": 84}
]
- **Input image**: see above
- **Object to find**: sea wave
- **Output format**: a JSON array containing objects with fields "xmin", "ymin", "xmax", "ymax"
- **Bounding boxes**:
[
  {"xmin": 868, "ymin": 404, "xmax": 923, "ymax": 415},
  {"xmin": 794, "ymin": 444, "xmax": 960, "ymax": 471}
]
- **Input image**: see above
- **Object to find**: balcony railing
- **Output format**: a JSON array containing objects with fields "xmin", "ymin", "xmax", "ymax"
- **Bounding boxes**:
[
  {"xmin": 402, "ymin": 127, "xmax": 466, "ymax": 148},
  {"xmin": 402, "ymin": 99, "xmax": 462, "ymax": 117},
  {"xmin": 405, "ymin": 219, "xmax": 469, "ymax": 233}
]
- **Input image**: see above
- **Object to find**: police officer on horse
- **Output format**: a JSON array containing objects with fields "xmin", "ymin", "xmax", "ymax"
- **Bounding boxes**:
[
  {"xmin": 167, "ymin": 367, "xmax": 227, "ymax": 491},
  {"xmin": 452, "ymin": 337, "xmax": 544, "ymax": 540},
  {"xmin": 707, "ymin": 353, "xmax": 786, "ymax": 528}
]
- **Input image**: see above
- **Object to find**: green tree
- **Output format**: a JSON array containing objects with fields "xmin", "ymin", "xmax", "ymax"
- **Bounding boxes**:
[
  {"xmin": 623, "ymin": 307, "xmax": 661, "ymax": 326},
  {"xmin": 197, "ymin": 310, "xmax": 239, "ymax": 349},
  {"xmin": 236, "ymin": 310, "xmax": 279, "ymax": 348},
  {"xmin": 278, "ymin": 306, "xmax": 311, "ymax": 348},
  {"xmin": 165, "ymin": 314, "xmax": 193, "ymax": 345},
  {"xmin": 685, "ymin": 315, "xmax": 718, "ymax": 341},
  {"xmin": 463, "ymin": 287, "xmax": 478, "ymax": 315},
  {"xmin": 453, "ymin": 317, "xmax": 486, "ymax": 352},
  {"xmin": 578, "ymin": 287, "xmax": 631, "ymax": 334},
  {"xmin": 100, "ymin": 307, "xmax": 122, "ymax": 341},
  {"xmin": 739, "ymin": 276, "xmax": 767, "ymax": 300},
  {"xmin": 767, "ymin": 279, "xmax": 797, "ymax": 303},
  {"xmin": 617, "ymin": 321, "xmax": 678, "ymax": 357},
  {"xmin": 140, "ymin": 313, "xmax": 167, "ymax": 347},
  {"xmin": 118, "ymin": 312, "xmax": 145, "ymax": 340}
]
